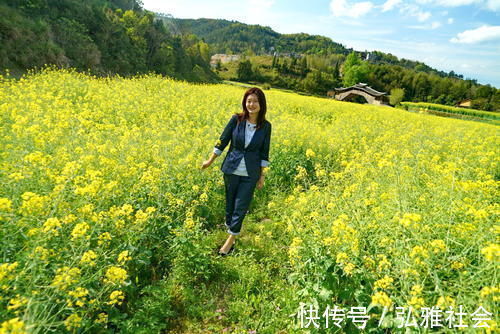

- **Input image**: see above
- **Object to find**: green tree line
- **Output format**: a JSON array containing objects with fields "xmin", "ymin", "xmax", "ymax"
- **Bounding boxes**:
[{"xmin": 172, "ymin": 18, "xmax": 471, "ymax": 79}]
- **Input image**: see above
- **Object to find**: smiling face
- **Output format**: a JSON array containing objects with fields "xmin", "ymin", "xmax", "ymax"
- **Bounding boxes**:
[{"xmin": 246, "ymin": 93, "xmax": 260, "ymax": 115}]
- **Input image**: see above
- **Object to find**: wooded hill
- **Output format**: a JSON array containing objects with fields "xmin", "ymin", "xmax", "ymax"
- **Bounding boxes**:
[
  {"xmin": 0, "ymin": 0, "xmax": 218, "ymax": 82},
  {"xmin": 170, "ymin": 18, "xmax": 499, "ymax": 111},
  {"xmin": 173, "ymin": 18, "xmax": 447, "ymax": 77}
]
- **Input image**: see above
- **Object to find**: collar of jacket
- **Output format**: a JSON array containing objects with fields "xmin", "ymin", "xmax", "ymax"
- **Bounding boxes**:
[{"xmin": 235, "ymin": 119, "xmax": 265, "ymax": 151}]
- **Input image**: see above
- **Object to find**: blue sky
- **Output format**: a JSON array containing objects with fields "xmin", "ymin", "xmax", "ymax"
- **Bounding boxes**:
[{"xmin": 142, "ymin": 0, "xmax": 500, "ymax": 87}]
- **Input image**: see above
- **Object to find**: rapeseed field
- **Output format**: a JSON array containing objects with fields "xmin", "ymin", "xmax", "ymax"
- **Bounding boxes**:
[{"xmin": 0, "ymin": 68, "xmax": 498, "ymax": 333}]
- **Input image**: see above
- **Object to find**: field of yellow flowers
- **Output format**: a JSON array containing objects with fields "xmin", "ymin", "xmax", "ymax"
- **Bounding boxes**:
[{"xmin": 0, "ymin": 68, "xmax": 498, "ymax": 333}]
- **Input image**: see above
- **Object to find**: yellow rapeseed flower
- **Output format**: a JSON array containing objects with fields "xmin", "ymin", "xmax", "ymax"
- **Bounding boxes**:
[
  {"xmin": 8, "ymin": 172, "xmax": 25, "ymax": 181},
  {"xmin": 451, "ymin": 261, "xmax": 465, "ymax": 270},
  {"xmin": 7, "ymin": 295, "xmax": 28, "ymax": 311},
  {"xmin": 0, "ymin": 317, "xmax": 25, "ymax": 334},
  {"xmin": 343, "ymin": 263, "xmax": 355, "ymax": 276},
  {"xmin": 104, "ymin": 266, "xmax": 128, "ymax": 285},
  {"xmin": 64, "ymin": 314, "xmax": 82, "ymax": 331},
  {"xmin": 71, "ymin": 222, "xmax": 90, "ymax": 240},
  {"xmin": 68, "ymin": 287, "xmax": 89, "ymax": 299},
  {"xmin": 98, "ymin": 232, "xmax": 112, "ymax": 246},
  {"xmin": 107, "ymin": 290, "xmax": 125, "ymax": 306},
  {"xmin": 80, "ymin": 250, "xmax": 97, "ymax": 266},
  {"xmin": 134, "ymin": 209, "xmax": 148, "ymax": 223},
  {"xmin": 0, "ymin": 262, "xmax": 18, "ymax": 281},
  {"xmin": 51, "ymin": 267, "xmax": 81, "ymax": 290},
  {"xmin": 305, "ymin": 149, "xmax": 316, "ymax": 158},
  {"xmin": 33, "ymin": 246, "xmax": 51, "ymax": 261},
  {"xmin": 42, "ymin": 217, "xmax": 62, "ymax": 235},
  {"xmin": 481, "ymin": 243, "xmax": 499, "ymax": 262},
  {"xmin": 430, "ymin": 239, "xmax": 447, "ymax": 253},
  {"xmin": 336, "ymin": 252, "xmax": 349, "ymax": 265},
  {"xmin": 288, "ymin": 237, "xmax": 303, "ymax": 266},
  {"xmin": 374, "ymin": 276, "xmax": 394, "ymax": 290},
  {"xmin": 117, "ymin": 251, "xmax": 132, "ymax": 264},
  {"xmin": 371, "ymin": 291, "xmax": 392, "ymax": 308},
  {"xmin": 410, "ymin": 284, "xmax": 423, "ymax": 296},
  {"xmin": 96, "ymin": 312, "xmax": 108, "ymax": 324},
  {"xmin": 121, "ymin": 204, "xmax": 133, "ymax": 216},
  {"xmin": 480, "ymin": 286, "xmax": 500, "ymax": 301},
  {"xmin": 408, "ymin": 296, "xmax": 425, "ymax": 309},
  {"xmin": 0, "ymin": 198, "xmax": 13, "ymax": 212},
  {"xmin": 436, "ymin": 296, "xmax": 455, "ymax": 308}
]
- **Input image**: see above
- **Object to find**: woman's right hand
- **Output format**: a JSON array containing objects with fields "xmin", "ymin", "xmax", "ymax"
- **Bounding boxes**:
[{"xmin": 201, "ymin": 160, "xmax": 212, "ymax": 169}]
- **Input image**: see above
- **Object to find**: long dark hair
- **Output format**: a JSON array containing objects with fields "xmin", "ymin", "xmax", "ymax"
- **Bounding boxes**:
[{"xmin": 236, "ymin": 87, "xmax": 267, "ymax": 129}]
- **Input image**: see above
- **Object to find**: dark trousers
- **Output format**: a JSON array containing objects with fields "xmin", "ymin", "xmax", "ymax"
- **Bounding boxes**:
[{"xmin": 223, "ymin": 173, "xmax": 259, "ymax": 235}]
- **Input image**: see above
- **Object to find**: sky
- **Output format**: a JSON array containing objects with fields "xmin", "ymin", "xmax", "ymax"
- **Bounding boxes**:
[{"xmin": 142, "ymin": 0, "xmax": 500, "ymax": 88}]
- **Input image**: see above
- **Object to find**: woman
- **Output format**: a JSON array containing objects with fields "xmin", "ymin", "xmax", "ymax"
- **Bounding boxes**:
[{"xmin": 201, "ymin": 87, "xmax": 272, "ymax": 256}]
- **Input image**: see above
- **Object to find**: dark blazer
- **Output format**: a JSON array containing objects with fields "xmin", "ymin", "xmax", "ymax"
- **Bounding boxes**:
[{"xmin": 214, "ymin": 114, "xmax": 272, "ymax": 179}]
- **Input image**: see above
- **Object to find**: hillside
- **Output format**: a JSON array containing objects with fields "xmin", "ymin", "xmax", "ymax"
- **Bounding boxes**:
[
  {"xmin": 172, "ymin": 18, "xmax": 450, "ymax": 78},
  {"xmin": 173, "ymin": 18, "xmax": 349, "ymax": 56},
  {"xmin": 0, "ymin": 0, "xmax": 218, "ymax": 82}
]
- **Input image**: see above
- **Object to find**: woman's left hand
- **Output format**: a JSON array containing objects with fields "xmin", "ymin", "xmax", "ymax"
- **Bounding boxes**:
[{"xmin": 257, "ymin": 176, "xmax": 265, "ymax": 190}]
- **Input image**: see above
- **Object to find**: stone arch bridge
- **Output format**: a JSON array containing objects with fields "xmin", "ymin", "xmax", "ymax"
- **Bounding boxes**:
[{"xmin": 329, "ymin": 83, "xmax": 388, "ymax": 106}]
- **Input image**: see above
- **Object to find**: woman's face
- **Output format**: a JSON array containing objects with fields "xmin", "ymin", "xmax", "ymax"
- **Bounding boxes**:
[{"xmin": 246, "ymin": 93, "xmax": 260, "ymax": 115}]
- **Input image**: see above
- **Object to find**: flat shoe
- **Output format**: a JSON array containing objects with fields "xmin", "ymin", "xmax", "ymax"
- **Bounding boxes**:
[{"xmin": 218, "ymin": 244, "xmax": 235, "ymax": 256}]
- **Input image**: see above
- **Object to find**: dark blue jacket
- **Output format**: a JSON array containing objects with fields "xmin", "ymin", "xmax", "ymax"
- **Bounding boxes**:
[{"xmin": 214, "ymin": 114, "xmax": 272, "ymax": 179}]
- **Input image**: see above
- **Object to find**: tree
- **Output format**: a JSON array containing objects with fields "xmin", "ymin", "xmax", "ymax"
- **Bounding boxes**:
[
  {"xmin": 342, "ymin": 52, "xmax": 369, "ymax": 87},
  {"xmin": 389, "ymin": 88, "xmax": 405, "ymax": 106},
  {"xmin": 333, "ymin": 61, "xmax": 340, "ymax": 79},
  {"xmin": 412, "ymin": 73, "xmax": 430, "ymax": 101},
  {"xmin": 490, "ymin": 90, "xmax": 500, "ymax": 111},
  {"xmin": 290, "ymin": 57, "xmax": 297, "ymax": 71},
  {"xmin": 237, "ymin": 59, "xmax": 253, "ymax": 81},
  {"xmin": 300, "ymin": 69, "xmax": 332, "ymax": 94},
  {"xmin": 300, "ymin": 56, "xmax": 308, "ymax": 76},
  {"xmin": 475, "ymin": 84, "xmax": 494, "ymax": 99},
  {"xmin": 281, "ymin": 59, "xmax": 289, "ymax": 74},
  {"xmin": 198, "ymin": 41, "xmax": 210, "ymax": 63}
]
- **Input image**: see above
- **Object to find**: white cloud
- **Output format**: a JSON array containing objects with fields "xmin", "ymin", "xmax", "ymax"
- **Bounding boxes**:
[
  {"xmin": 245, "ymin": 0, "xmax": 276, "ymax": 25},
  {"xmin": 417, "ymin": 11, "xmax": 432, "ymax": 21},
  {"xmin": 429, "ymin": 0, "xmax": 500, "ymax": 12},
  {"xmin": 408, "ymin": 21, "xmax": 443, "ymax": 29},
  {"xmin": 435, "ymin": 0, "xmax": 482, "ymax": 6},
  {"xmin": 381, "ymin": 0, "xmax": 401, "ymax": 12},
  {"xmin": 448, "ymin": 17, "xmax": 454, "ymax": 24},
  {"xmin": 400, "ymin": 4, "xmax": 432, "ymax": 21},
  {"xmin": 450, "ymin": 25, "xmax": 500, "ymax": 43},
  {"xmin": 415, "ymin": 0, "xmax": 500, "ymax": 12},
  {"xmin": 431, "ymin": 21, "xmax": 442, "ymax": 29},
  {"xmin": 330, "ymin": 0, "xmax": 375, "ymax": 18},
  {"xmin": 485, "ymin": 0, "xmax": 500, "ymax": 11}
]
